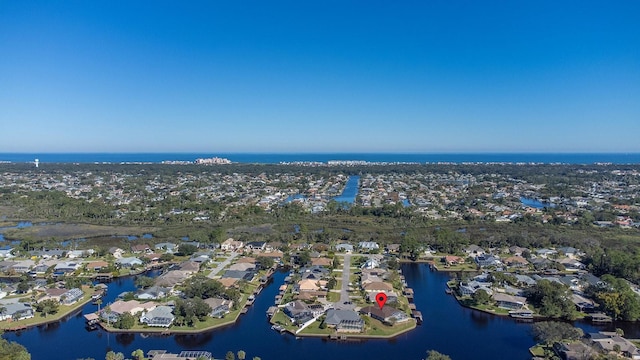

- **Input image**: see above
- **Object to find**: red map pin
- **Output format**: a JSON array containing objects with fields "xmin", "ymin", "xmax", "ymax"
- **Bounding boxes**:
[{"xmin": 375, "ymin": 292, "xmax": 387, "ymax": 309}]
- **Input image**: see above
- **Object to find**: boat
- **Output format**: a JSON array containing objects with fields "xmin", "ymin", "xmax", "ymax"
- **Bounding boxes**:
[
  {"xmin": 445, "ymin": 288, "xmax": 452, "ymax": 295},
  {"xmin": 271, "ymin": 324, "xmax": 286, "ymax": 333},
  {"xmin": 509, "ymin": 310, "xmax": 534, "ymax": 320}
]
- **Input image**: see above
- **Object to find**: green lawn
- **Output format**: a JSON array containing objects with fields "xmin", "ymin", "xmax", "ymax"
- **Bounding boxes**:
[
  {"xmin": 364, "ymin": 317, "xmax": 416, "ymax": 336},
  {"xmin": 0, "ymin": 291, "xmax": 94, "ymax": 330},
  {"xmin": 299, "ymin": 320, "xmax": 333, "ymax": 335},
  {"xmin": 327, "ymin": 292, "xmax": 340, "ymax": 302}
]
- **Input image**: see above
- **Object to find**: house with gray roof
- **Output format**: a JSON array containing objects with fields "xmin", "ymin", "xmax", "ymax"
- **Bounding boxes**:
[
  {"xmin": 62, "ymin": 288, "xmax": 84, "ymax": 305},
  {"xmin": 0, "ymin": 302, "xmax": 34, "ymax": 321},
  {"xmin": 136, "ymin": 286, "xmax": 169, "ymax": 300},
  {"xmin": 140, "ymin": 305, "xmax": 174, "ymax": 327},
  {"xmin": 324, "ymin": 309, "xmax": 364, "ymax": 332},
  {"xmin": 116, "ymin": 257, "xmax": 143, "ymax": 268}
]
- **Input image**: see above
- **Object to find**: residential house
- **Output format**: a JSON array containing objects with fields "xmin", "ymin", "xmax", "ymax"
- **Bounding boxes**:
[
  {"xmin": 108, "ymin": 300, "xmax": 157, "ymax": 316},
  {"xmin": 0, "ymin": 302, "xmax": 34, "ymax": 321},
  {"xmin": 536, "ymin": 249, "xmax": 557, "ymax": 258},
  {"xmin": 155, "ymin": 270, "xmax": 191, "ymax": 288},
  {"xmin": 386, "ymin": 244, "xmax": 401, "ymax": 253},
  {"xmin": 61, "ymin": 288, "xmax": 84, "ymax": 305},
  {"xmin": 283, "ymin": 300, "xmax": 314, "ymax": 324},
  {"xmin": 590, "ymin": 332, "xmax": 640, "ymax": 359},
  {"xmin": 359, "ymin": 305, "xmax": 411, "ymax": 324},
  {"xmin": 136, "ymin": 286, "xmax": 169, "ymax": 300},
  {"xmin": 504, "ymin": 256, "xmax": 529, "ymax": 268},
  {"xmin": 492, "ymin": 293, "xmax": 527, "ymax": 310},
  {"xmin": 296, "ymin": 279, "xmax": 327, "ymax": 293},
  {"xmin": 203, "ymin": 298, "xmax": 233, "ymax": 318},
  {"xmin": 245, "ymin": 241, "xmax": 267, "ymax": 252},
  {"xmin": 221, "ymin": 270, "xmax": 254, "ymax": 281},
  {"xmin": 108, "ymin": 247, "xmax": 125, "ymax": 258},
  {"xmin": 116, "ymin": 257, "xmax": 143, "ymax": 268},
  {"xmin": 86, "ymin": 261, "xmax": 109, "ymax": 272},
  {"xmin": 459, "ymin": 280, "xmax": 493, "ymax": 296},
  {"xmin": 220, "ymin": 238, "xmax": 243, "ymax": 252},
  {"xmin": 465, "ymin": 245, "xmax": 485, "ymax": 257},
  {"xmin": 557, "ymin": 258, "xmax": 585, "ymax": 271},
  {"xmin": 335, "ymin": 243, "xmax": 354, "ymax": 253},
  {"xmin": 131, "ymin": 244, "xmax": 152, "ymax": 254},
  {"xmin": 475, "ymin": 255, "xmax": 501, "ymax": 267},
  {"xmin": 324, "ymin": 309, "xmax": 364, "ymax": 332},
  {"xmin": 361, "ymin": 258, "xmax": 380, "ymax": 269},
  {"xmin": 358, "ymin": 242, "xmax": 380, "ymax": 251},
  {"xmin": 140, "ymin": 305, "xmax": 174, "ymax": 327},
  {"xmin": 227, "ymin": 263, "xmax": 256, "ymax": 272},
  {"xmin": 443, "ymin": 256, "xmax": 465, "ymax": 266},
  {"xmin": 0, "ymin": 248, "xmax": 14, "ymax": 259},
  {"xmin": 12, "ymin": 260, "xmax": 35, "ymax": 273},
  {"xmin": 54, "ymin": 262, "xmax": 81, "ymax": 274},
  {"xmin": 362, "ymin": 282, "xmax": 394, "ymax": 293},
  {"xmin": 67, "ymin": 249, "xmax": 94, "ymax": 259},
  {"xmin": 154, "ymin": 242, "xmax": 178, "ymax": 253},
  {"xmin": 300, "ymin": 265, "xmax": 329, "ymax": 280},
  {"xmin": 311, "ymin": 257, "xmax": 332, "ymax": 267}
]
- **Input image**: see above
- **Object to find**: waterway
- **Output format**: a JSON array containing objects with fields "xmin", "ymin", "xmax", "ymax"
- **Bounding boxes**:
[
  {"xmin": 3, "ymin": 264, "xmax": 632, "ymax": 360},
  {"xmin": 520, "ymin": 197, "xmax": 555, "ymax": 209},
  {"xmin": 332, "ymin": 175, "xmax": 360, "ymax": 204}
]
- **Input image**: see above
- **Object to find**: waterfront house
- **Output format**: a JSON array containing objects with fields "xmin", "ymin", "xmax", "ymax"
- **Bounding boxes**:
[
  {"xmin": 458, "ymin": 280, "xmax": 493, "ymax": 296},
  {"xmin": 222, "ymin": 270, "xmax": 254, "ymax": 281},
  {"xmin": 492, "ymin": 293, "xmax": 527, "ymax": 310},
  {"xmin": 178, "ymin": 261, "xmax": 201, "ymax": 274},
  {"xmin": 29, "ymin": 249, "xmax": 64, "ymax": 259},
  {"xmin": 108, "ymin": 300, "xmax": 157, "ymax": 316},
  {"xmin": 324, "ymin": 309, "xmax": 364, "ymax": 332},
  {"xmin": 86, "ymin": 261, "xmax": 109, "ymax": 271},
  {"xmin": 62, "ymin": 288, "xmax": 84, "ymax": 305},
  {"xmin": 227, "ymin": 262, "xmax": 256, "ymax": 272},
  {"xmin": 0, "ymin": 302, "xmax": 34, "ymax": 321},
  {"xmin": 475, "ymin": 255, "xmax": 501, "ymax": 267},
  {"xmin": 136, "ymin": 286, "xmax": 169, "ymax": 300},
  {"xmin": 30, "ymin": 263, "xmax": 50, "ymax": 275},
  {"xmin": 589, "ymin": 332, "xmax": 640, "ymax": 359},
  {"xmin": 155, "ymin": 270, "xmax": 191, "ymax": 288},
  {"xmin": 203, "ymin": 297, "xmax": 233, "ymax": 318},
  {"xmin": 140, "ymin": 305, "xmax": 174, "ymax": 327},
  {"xmin": 359, "ymin": 305, "xmax": 411, "ymax": 324},
  {"xmin": 54, "ymin": 262, "xmax": 81, "ymax": 273},
  {"xmin": 283, "ymin": 300, "xmax": 314, "ymax": 324},
  {"xmin": 147, "ymin": 351, "xmax": 212, "ymax": 360},
  {"xmin": 116, "ymin": 257, "xmax": 143, "ymax": 268},
  {"xmin": 295, "ymin": 279, "xmax": 327, "ymax": 293},
  {"xmin": 310, "ymin": 257, "xmax": 332, "ymax": 267},
  {"xmin": 443, "ymin": 256, "xmax": 465, "ymax": 266},
  {"xmin": 367, "ymin": 291, "xmax": 398, "ymax": 304}
]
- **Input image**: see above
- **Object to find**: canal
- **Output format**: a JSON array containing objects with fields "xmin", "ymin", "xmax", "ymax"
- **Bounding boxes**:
[{"xmin": 3, "ymin": 264, "xmax": 624, "ymax": 360}]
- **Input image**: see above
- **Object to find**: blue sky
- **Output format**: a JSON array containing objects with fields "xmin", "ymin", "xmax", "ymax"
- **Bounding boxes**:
[{"xmin": 1, "ymin": 1, "xmax": 639, "ymax": 153}]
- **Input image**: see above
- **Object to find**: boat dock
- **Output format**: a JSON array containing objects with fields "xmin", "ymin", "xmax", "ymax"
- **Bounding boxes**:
[{"xmin": 589, "ymin": 313, "xmax": 613, "ymax": 323}]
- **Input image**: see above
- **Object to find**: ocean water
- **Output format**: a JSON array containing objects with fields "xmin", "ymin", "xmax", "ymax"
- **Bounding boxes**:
[{"xmin": 1, "ymin": 153, "xmax": 640, "ymax": 164}]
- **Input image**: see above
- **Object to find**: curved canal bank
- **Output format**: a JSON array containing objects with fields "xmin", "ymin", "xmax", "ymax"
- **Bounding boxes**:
[{"xmin": 3, "ymin": 264, "xmax": 632, "ymax": 360}]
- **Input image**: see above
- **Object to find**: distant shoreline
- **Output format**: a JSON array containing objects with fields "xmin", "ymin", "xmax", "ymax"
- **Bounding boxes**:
[{"xmin": 2, "ymin": 152, "xmax": 640, "ymax": 165}]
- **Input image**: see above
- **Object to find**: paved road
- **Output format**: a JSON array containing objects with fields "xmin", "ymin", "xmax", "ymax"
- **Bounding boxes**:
[
  {"xmin": 207, "ymin": 251, "xmax": 239, "ymax": 279},
  {"xmin": 335, "ymin": 253, "xmax": 353, "ymax": 309}
]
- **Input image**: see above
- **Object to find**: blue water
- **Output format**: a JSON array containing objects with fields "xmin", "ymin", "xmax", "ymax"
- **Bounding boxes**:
[
  {"xmin": 332, "ymin": 175, "xmax": 360, "ymax": 204},
  {"xmin": 2, "ymin": 153, "xmax": 640, "ymax": 164},
  {"xmin": 520, "ymin": 197, "xmax": 555, "ymax": 209},
  {"xmin": 5, "ymin": 264, "xmax": 626, "ymax": 360}
]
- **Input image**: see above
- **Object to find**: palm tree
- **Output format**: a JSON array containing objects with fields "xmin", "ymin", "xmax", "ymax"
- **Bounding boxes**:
[{"xmin": 95, "ymin": 298, "xmax": 103, "ymax": 312}]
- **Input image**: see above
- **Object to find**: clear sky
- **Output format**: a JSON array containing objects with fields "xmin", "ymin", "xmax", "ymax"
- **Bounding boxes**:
[{"xmin": 1, "ymin": 1, "xmax": 639, "ymax": 153}]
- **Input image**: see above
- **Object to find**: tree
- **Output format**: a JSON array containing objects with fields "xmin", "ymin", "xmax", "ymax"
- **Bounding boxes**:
[
  {"xmin": 135, "ymin": 276, "xmax": 155, "ymax": 289},
  {"xmin": 0, "ymin": 335, "xmax": 31, "ymax": 360},
  {"xmin": 131, "ymin": 349, "xmax": 145, "ymax": 360},
  {"xmin": 524, "ymin": 280, "xmax": 577, "ymax": 319},
  {"xmin": 35, "ymin": 299, "xmax": 59, "ymax": 317},
  {"xmin": 256, "ymin": 256, "xmax": 274, "ymax": 270},
  {"xmin": 424, "ymin": 350, "xmax": 452, "ymax": 360},
  {"xmin": 471, "ymin": 289, "xmax": 491, "ymax": 305},
  {"xmin": 177, "ymin": 244, "xmax": 198, "ymax": 256},
  {"xmin": 531, "ymin": 321, "xmax": 584, "ymax": 345},
  {"xmin": 237, "ymin": 350, "xmax": 246, "ymax": 360},
  {"xmin": 114, "ymin": 313, "xmax": 136, "ymax": 329},
  {"xmin": 105, "ymin": 351, "xmax": 124, "ymax": 360},
  {"xmin": 225, "ymin": 351, "xmax": 235, "ymax": 360}
]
